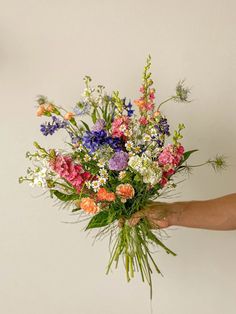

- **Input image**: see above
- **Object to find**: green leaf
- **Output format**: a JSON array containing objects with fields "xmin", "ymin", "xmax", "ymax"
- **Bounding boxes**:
[
  {"xmin": 86, "ymin": 210, "xmax": 117, "ymax": 230},
  {"xmin": 53, "ymin": 108, "xmax": 61, "ymax": 115},
  {"xmin": 72, "ymin": 207, "xmax": 81, "ymax": 212},
  {"xmin": 91, "ymin": 109, "xmax": 97, "ymax": 123},
  {"xmin": 51, "ymin": 190, "xmax": 79, "ymax": 202},
  {"xmin": 70, "ymin": 117, "xmax": 77, "ymax": 127},
  {"xmin": 180, "ymin": 149, "xmax": 198, "ymax": 165},
  {"xmin": 80, "ymin": 121, "xmax": 90, "ymax": 131}
]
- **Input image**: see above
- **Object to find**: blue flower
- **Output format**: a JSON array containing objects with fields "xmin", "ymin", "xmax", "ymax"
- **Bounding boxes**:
[
  {"xmin": 82, "ymin": 130, "xmax": 123, "ymax": 153},
  {"xmin": 40, "ymin": 116, "xmax": 68, "ymax": 136},
  {"xmin": 123, "ymin": 99, "xmax": 134, "ymax": 117}
]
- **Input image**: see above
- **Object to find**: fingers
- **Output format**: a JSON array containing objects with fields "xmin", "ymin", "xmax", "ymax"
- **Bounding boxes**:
[
  {"xmin": 152, "ymin": 219, "xmax": 169, "ymax": 229},
  {"xmin": 128, "ymin": 210, "xmax": 146, "ymax": 227},
  {"xmin": 128, "ymin": 216, "xmax": 141, "ymax": 227}
]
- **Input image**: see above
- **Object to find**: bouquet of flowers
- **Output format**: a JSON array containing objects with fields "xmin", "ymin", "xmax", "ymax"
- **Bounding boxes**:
[{"xmin": 19, "ymin": 56, "xmax": 225, "ymax": 298}]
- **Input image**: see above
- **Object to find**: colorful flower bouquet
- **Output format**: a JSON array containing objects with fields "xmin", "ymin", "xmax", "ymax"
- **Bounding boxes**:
[{"xmin": 19, "ymin": 56, "xmax": 225, "ymax": 298}]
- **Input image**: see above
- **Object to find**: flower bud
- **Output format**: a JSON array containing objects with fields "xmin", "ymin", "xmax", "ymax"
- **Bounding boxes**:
[
  {"xmin": 64, "ymin": 112, "xmax": 74, "ymax": 120},
  {"xmin": 46, "ymin": 103, "xmax": 55, "ymax": 112},
  {"xmin": 36, "ymin": 105, "xmax": 46, "ymax": 116},
  {"xmin": 153, "ymin": 111, "xmax": 160, "ymax": 118}
]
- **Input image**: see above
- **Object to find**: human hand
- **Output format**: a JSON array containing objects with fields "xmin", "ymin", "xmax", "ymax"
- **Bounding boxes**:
[{"xmin": 128, "ymin": 201, "xmax": 171, "ymax": 229}]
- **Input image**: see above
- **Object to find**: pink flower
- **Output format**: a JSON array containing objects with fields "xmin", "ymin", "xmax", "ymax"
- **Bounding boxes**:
[
  {"xmin": 149, "ymin": 92, "xmax": 155, "ymax": 100},
  {"xmin": 159, "ymin": 177, "xmax": 168, "ymax": 187},
  {"xmin": 158, "ymin": 144, "xmax": 184, "ymax": 167},
  {"xmin": 139, "ymin": 116, "xmax": 148, "ymax": 125},
  {"xmin": 139, "ymin": 85, "xmax": 145, "ymax": 93},
  {"xmin": 50, "ymin": 155, "xmax": 91, "ymax": 192},
  {"xmin": 111, "ymin": 116, "xmax": 129, "ymax": 138},
  {"xmin": 145, "ymin": 102, "xmax": 154, "ymax": 111}
]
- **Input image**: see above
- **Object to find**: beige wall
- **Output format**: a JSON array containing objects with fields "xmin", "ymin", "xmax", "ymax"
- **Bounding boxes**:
[{"xmin": 1, "ymin": 0, "xmax": 236, "ymax": 313}]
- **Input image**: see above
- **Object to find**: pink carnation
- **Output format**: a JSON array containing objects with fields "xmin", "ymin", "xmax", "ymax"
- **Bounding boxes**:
[{"xmin": 50, "ymin": 155, "xmax": 91, "ymax": 192}]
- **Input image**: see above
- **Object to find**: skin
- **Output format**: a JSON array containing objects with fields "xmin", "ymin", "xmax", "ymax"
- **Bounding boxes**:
[{"xmin": 128, "ymin": 193, "xmax": 236, "ymax": 231}]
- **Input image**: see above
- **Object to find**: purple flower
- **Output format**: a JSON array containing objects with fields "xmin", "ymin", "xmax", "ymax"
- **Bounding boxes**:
[
  {"xmin": 155, "ymin": 118, "xmax": 170, "ymax": 136},
  {"xmin": 82, "ymin": 130, "xmax": 123, "ymax": 153},
  {"xmin": 92, "ymin": 119, "xmax": 106, "ymax": 132},
  {"xmin": 40, "ymin": 116, "xmax": 68, "ymax": 136},
  {"xmin": 108, "ymin": 151, "xmax": 129, "ymax": 171}
]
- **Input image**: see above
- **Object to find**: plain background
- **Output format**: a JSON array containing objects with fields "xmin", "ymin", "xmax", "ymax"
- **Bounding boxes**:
[{"xmin": 1, "ymin": 0, "xmax": 236, "ymax": 313}]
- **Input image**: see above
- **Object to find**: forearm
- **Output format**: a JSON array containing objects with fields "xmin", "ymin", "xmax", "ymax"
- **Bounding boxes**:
[{"xmin": 168, "ymin": 193, "xmax": 236, "ymax": 230}]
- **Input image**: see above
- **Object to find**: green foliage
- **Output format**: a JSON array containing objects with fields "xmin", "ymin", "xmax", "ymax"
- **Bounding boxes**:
[
  {"xmin": 180, "ymin": 149, "xmax": 198, "ymax": 165},
  {"xmin": 86, "ymin": 210, "xmax": 118, "ymax": 230},
  {"xmin": 173, "ymin": 123, "xmax": 185, "ymax": 145},
  {"xmin": 51, "ymin": 190, "xmax": 79, "ymax": 202},
  {"xmin": 80, "ymin": 121, "xmax": 90, "ymax": 131},
  {"xmin": 72, "ymin": 207, "xmax": 81, "ymax": 212}
]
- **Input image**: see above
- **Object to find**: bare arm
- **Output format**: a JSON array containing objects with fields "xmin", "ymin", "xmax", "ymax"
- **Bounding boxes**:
[{"xmin": 129, "ymin": 193, "xmax": 236, "ymax": 230}]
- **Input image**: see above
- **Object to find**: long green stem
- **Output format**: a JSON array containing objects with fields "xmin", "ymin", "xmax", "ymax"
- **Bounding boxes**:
[{"xmin": 157, "ymin": 96, "xmax": 175, "ymax": 110}]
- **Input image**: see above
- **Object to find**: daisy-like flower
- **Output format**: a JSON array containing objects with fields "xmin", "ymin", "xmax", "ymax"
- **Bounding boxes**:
[
  {"xmin": 124, "ymin": 129, "xmax": 132, "ymax": 137},
  {"xmin": 99, "ymin": 168, "xmax": 108, "ymax": 178},
  {"xmin": 134, "ymin": 146, "xmax": 141, "ymax": 153},
  {"xmin": 91, "ymin": 180, "xmax": 101, "ymax": 191},
  {"xmin": 97, "ymin": 159, "xmax": 106, "ymax": 168},
  {"xmin": 98, "ymin": 177, "xmax": 107, "ymax": 185},
  {"xmin": 125, "ymin": 141, "xmax": 134, "ymax": 151},
  {"xmin": 84, "ymin": 154, "xmax": 91, "ymax": 162}
]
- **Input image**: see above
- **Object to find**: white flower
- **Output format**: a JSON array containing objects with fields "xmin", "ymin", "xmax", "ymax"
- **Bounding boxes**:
[
  {"xmin": 97, "ymin": 158, "xmax": 106, "ymax": 168},
  {"xmin": 91, "ymin": 180, "xmax": 101, "ymax": 191},
  {"xmin": 118, "ymin": 171, "xmax": 126, "ymax": 180},
  {"xmin": 77, "ymin": 143, "xmax": 84, "ymax": 152},
  {"xmin": 120, "ymin": 125, "xmax": 127, "ymax": 132},
  {"xmin": 143, "ymin": 134, "xmax": 151, "ymax": 142},
  {"xmin": 99, "ymin": 168, "xmax": 108, "ymax": 178},
  {"xmin": 124, "ymin": 129, "xmax": 132, "ymax": 137},
  {"xmin": 128, "ymin": 155, "xmax": 142, "ymax": 171},
  {"xmin": 85, "ymin": 181, "xmax": 91, "ymax": 189},
  {"xmin": 84, "ymin": 154, "xmax": 91, "ymax": 162},
  {"xmin": 98, "ymin": 177, "xmax": 107, "ymax": 185},
  {"xmin": 150, "ymin": 128, "xmax": 157, "ymax": 136},
  {"xmin": 125, "ymin": 141, "xmax": 134, "ymax": 151}
]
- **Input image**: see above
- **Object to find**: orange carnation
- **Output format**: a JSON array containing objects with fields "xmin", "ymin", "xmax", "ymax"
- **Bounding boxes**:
[
  {"xmin": 79, "ymin": 197, "xmax": 99, "ymax": 214},
  {"xmin": 116, "ymin": 184, "xmax": 135, "ymax": 203},
  {"xmin": 64, "ymin": 112, "xmax": 74, "ymax": 120},
  {"xmin": 36, "ymin": 105, "xmax": 46, "ymax": 116},
  {"xmin": 97, "ymin": 188, "xmax": 116, "ymax": 202}
]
